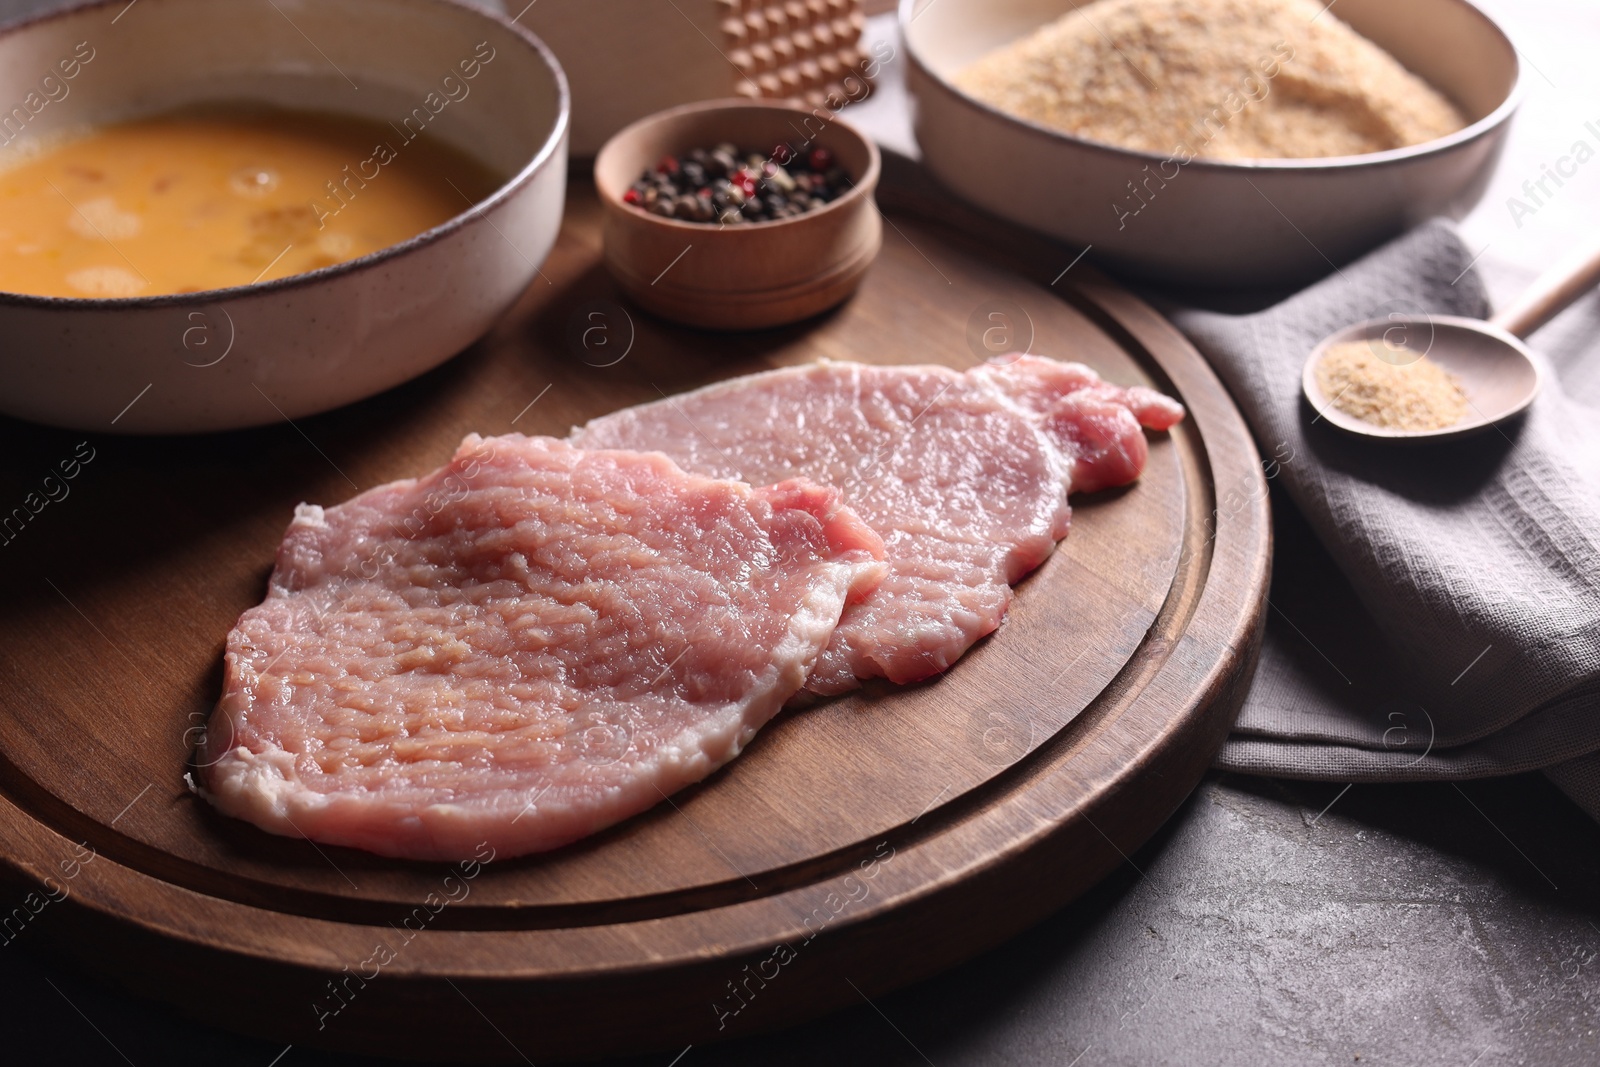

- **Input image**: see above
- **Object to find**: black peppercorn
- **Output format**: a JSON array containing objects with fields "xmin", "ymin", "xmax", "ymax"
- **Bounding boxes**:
[{"xmin": 622, "ymin": 143, "xmax": 851, "ymax": 225}]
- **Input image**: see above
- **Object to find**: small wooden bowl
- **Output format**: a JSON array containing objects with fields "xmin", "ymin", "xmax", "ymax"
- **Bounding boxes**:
[{"xmin": 594, "ymin": 99, "xmax": 882, "ymax": 330}]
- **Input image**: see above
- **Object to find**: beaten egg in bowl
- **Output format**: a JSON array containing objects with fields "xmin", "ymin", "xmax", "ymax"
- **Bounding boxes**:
[{"xmin": 0, "ymin": 105, "xmax": 502, "ymax": 299}]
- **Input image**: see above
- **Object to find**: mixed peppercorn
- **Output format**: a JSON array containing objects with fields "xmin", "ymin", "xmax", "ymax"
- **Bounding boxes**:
[{"xmin": 622, "ymin": 143, "xmax": 849, "ymax": 224}]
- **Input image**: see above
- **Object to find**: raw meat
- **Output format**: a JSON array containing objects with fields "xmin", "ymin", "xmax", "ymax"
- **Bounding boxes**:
[
  {"xmin": 572, "ymin": 356, "xmax": 1182, "ymax": 695},
  {"xmin": 200, "ymin": 435, "xmax": 886, "ymax": 861},
  {"xmin": 978, "ymin": 355, "xmax": 1186, "ymax": 493}
]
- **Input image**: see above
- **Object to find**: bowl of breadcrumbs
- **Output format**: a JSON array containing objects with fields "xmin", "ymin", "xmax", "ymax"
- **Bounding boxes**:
[{"xmin": 901, "ymin": 0, "xmax": 1521, "ymax": 286}]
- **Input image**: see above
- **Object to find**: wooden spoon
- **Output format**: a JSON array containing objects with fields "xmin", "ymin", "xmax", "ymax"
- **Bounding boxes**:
[{"xmin": 1302, "ymin": 237, "xmax": 1600, "ymax": 441}]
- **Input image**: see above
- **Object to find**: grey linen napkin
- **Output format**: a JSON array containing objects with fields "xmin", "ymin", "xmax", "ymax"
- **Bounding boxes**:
[{"xmin": 1168, "ymin": 220, "xmax": 1600, "ymax": 815}]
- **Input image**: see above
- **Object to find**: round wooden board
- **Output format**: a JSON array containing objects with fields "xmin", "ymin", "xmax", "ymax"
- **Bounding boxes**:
[{"xmin": 0, "ymin": 155, "xmax": 1269, "ymax": 1063}]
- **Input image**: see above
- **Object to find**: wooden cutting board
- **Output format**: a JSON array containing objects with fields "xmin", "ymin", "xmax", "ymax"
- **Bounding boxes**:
[{"xmin": 0, "ymin": 154, "xmax": 1269, "ymax": 1063}]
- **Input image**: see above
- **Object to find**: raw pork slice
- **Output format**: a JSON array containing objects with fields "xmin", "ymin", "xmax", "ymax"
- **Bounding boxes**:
[
  {"xmin": 200, "ymin": 435, "xmax": 885, "ymax": 861},
  {"xmin": 572, "ymin": 356, "xmax": 1182, "ymax": 696},
  {"xmin": 977, "ymin": 355, "xmax": 1185, "ymax": 493}
]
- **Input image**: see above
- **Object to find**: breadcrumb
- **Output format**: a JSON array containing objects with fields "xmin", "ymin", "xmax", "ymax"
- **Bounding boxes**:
[
  {"xmin": 954, "ymin": 0, "xmax": 1466, "ymax": 160},
  {"xmin": 1315, "ymin": 341, "xmax": 1468, "ymax": 431}
]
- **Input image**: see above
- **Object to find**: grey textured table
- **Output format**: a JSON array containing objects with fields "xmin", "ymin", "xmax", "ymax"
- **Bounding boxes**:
[{"xmin": 3, "ymin": 2, "xmax": 1598, "ymax": 1064}]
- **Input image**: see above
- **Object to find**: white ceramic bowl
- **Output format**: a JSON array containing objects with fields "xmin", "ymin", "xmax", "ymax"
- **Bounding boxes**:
[
  {"xmin": 0, "ymin": 0, "xmax": 568, "ymax": 434},
  {"xmin": 901, "ymin": 0, "xmax": 1520, "ymax": 287}
]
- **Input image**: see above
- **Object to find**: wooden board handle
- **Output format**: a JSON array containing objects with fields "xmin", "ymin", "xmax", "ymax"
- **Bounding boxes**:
[{"xmin": 1489, "ymin": 236, "xmax": 1600, "ymax": 339}]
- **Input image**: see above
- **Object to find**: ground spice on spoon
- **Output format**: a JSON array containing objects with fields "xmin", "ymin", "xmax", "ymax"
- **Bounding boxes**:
[{"xmin": 1314, "ymin": 341, "xmax": 1469, "ymax": 431}]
